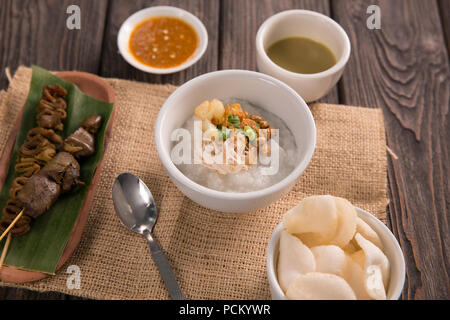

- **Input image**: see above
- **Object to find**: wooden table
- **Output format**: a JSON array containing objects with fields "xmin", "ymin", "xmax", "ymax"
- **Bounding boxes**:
[{"xmin": 0, "ymin": 0, "xmax": 448, "ymax": 300}]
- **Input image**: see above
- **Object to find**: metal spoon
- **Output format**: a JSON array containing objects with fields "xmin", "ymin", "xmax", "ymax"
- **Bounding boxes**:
[{"xmin": 112, "ymin": 172, "xmax": 184, "ymax": 300}]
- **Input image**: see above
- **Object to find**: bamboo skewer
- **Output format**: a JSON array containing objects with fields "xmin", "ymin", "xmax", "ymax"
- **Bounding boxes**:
[
  {"xmin": 0, "ymin": 209, "xmax": 24, "ymax": 270},
  {"xmin": 0, "ymin": 233, "xmax": 12, "ymax": 269},
  {"xmin": 0, "ymin": 208, "xmax": 24, "ymax": 242}
]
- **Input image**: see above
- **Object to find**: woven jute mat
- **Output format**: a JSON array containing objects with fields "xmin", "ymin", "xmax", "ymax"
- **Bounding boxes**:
[{"xmin": 0, "ymin": 66, "xmax": 387, "ymax": 299}]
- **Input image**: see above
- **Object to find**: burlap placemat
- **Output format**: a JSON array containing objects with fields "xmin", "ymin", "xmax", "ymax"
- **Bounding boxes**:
[{"xmin": 0, "ymin": 66, "xmax": 387, "ymax": 300}]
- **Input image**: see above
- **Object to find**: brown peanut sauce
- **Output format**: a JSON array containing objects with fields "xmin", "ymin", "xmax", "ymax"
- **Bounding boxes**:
[{"xmin": 129, "ymin": 16, "xmax": 198, "ymax": 69}]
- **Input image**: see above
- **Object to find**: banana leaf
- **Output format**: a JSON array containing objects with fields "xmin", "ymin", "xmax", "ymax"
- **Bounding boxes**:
[{"xmin": 0, "ymin": 65, "xmax": 113, "ymax": 274}]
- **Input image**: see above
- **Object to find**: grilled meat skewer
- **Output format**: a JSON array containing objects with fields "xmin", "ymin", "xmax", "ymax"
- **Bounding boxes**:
[
  {"xmin": 16, "ymin": 152, "xmax": 81, "ymax": 219},
  {"xmin": 13, "ymin": 114, "xmax": 103, "ymax": 221},
  {"xmin": 0, "ymin": 85, "xmax": 67, "ymax": 236},
  {"xmin": 63, "ymin": 114, "xmax": 103, "ymax": 158}
]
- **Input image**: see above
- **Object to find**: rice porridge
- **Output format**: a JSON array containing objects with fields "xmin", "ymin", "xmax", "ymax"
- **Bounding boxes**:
[{"xmin": 172, "ymin": 98, "xmax": 298, "ymax": 193}]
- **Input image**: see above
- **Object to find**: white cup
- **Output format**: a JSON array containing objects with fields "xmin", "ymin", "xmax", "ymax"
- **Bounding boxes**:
[{"xmin": 256, "ymin": 10, "xmax": 351, "ymax": 102}]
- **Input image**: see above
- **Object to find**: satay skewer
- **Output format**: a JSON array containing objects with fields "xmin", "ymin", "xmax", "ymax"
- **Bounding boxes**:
[
  {"xmin": 0, "ymin": 209, "xmax": 24, "ymax": 242},
  {"xmin": 0, "ymin": 233, "xmax": 12, "ymax": 269},
  {"xmin": 0, "ymin": 209, "xmax": 25, "ymax": 268}
]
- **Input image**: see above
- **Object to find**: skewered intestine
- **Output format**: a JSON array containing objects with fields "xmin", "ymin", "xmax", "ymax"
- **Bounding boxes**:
[
  {"xmin": 1, "ymin": 199, "xmax": 32, "ymax": 235},
  {"xmin": 8, "ymin": 177, "xmax": 28, "ymax": 199},
  {"xmin": 14, "ymin": 136, "xmax": 56, "ymax": 177},
  {"xmin": 14, "ymin": 158, "xmax": 41, "ymax": 177},
  {"xmin": 0, "ymin": 113, "xmax": 103, "ymax": 236},
  {"xmin": 17, "ymin": 133, "xmax": 56, "ymax": 162},
  {"xmin": 14, "ymin": 125, "xmax": 56, "ymax": 179},
  {"xmin": 0, "ymin": 84, "xmax": 67, "ymax": 236},
  {"xmin": 27, "ymin": 127, "xmax": 63, "ymax": 145},
  {"xmin": 15, "ymin": 115, "xmax": 102, "ymax": 220},
  {"xmin": 36, "ymin": 85, "xmax": 68, "ymax": 131}
]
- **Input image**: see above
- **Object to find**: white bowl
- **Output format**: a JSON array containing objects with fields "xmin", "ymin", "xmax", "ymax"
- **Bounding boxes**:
[
  {"xmin": 155, "ymin": 70, "xmax": 316, "ymax": 213},
  {"xmin": 256, "ymin": 10, "xmax": 351, "ymax": 102},
  {"xmin": 117, "ymin": 6, "xmax": 208, "ymax": 74},
  {"xmin": 267, "ymin": 206, "xmax": 406, "ymax": 300}
]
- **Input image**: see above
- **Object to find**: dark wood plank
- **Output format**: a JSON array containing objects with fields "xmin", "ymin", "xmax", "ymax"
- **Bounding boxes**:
[
  {"xmin": 220, "ymin": 0, "xmax": 339, "ymax": 103},
  {"xmin": 99, "ymin": 0, "xmax": 220, "ymax": 85},
  {"xmin": 332, "ymin": 0, "xmax": 450, "ymax": 299},
  {"xmin": 438, "ymin": 0, "xmax": 450, "ymax": 54},
  {"xmin": 0, "ymin": 0, "xmax": 109, "ymax": 90},
  {"xmin": 0, "ymin": 0, "xmax": 109, "ymax": 300}
]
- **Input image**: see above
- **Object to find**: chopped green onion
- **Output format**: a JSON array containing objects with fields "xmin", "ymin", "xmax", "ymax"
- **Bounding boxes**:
[
  {"xmin": 243, "ymin": 126, "xmax": 257, "ymax": 142},
  {"xmin": 228, "ymin": 115, "xmax": 240, "ymax": 128},
  {"xmin": 219, "ymin": 126, "xmax": 231, "ymax": 140}
]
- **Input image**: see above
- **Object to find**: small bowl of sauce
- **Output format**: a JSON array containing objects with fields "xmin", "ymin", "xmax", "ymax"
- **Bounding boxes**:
[
  {"xmin": 256, "ymin": 10, "xmax": 351, "ymax": 102},
  {"xmin": 267, "ymin": 36, "xmax": 337, "ymax": 74},
  {"xmin": 118, "ymin": 6, "xmax": 208, "ymax": 74}
]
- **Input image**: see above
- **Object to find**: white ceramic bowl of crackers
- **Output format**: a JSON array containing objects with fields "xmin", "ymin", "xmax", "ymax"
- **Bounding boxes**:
[{"xmin": 266, "ymin": 195, "xmax": 405, "ymax": 300}]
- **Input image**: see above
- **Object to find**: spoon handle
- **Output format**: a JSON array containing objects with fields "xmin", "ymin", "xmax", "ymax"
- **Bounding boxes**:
[{"xmin": 145, "ymin": 232, "xmax": 185, "ymax": 300}]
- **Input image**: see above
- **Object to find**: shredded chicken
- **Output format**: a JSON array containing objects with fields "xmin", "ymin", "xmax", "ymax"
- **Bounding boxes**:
[{"xmin": 194, "ymin": 99, "xmax": 274, "ymax": 175}]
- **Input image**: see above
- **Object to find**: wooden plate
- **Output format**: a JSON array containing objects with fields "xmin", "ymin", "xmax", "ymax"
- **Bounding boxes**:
[{"xmin": 0, "ymin": 71, "xmax": 115, "ymax": 283}]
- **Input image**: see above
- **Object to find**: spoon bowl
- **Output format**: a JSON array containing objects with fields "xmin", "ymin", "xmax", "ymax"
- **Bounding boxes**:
[
  {"xmin": 112, "ymin": 172, "xmax": 184, "ymax": 300},
  {"xmin": 113, "ymin": 172, "xmax": 157, "ymax": 234}
]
